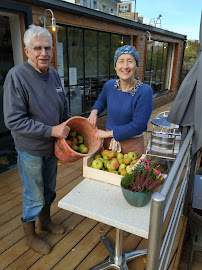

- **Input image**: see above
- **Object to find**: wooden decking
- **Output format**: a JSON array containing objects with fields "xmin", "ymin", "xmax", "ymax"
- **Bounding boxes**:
[{"xmin": 0, "ymin": 102, "xmax": 201, "ymax": 270}]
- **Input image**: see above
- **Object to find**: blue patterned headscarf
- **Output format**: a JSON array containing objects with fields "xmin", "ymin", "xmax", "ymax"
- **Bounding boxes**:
[{"xmin": 114, "ymin": 45, "xmax": 139, "ymax": 67}]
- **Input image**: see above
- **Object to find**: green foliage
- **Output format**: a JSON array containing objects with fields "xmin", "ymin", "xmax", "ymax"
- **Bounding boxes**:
[
  {"xmin": 184, "ymin": 40, "xmax": 200, "ymax": 63},
  {"xmin": 181, "ymin": 40, "xmax": 200, "ymax": 81}
]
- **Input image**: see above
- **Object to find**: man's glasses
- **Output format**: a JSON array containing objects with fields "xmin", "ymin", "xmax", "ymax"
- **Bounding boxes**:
[{"xmin": 30, "ymin": 46, "xmax": 52, "ymax": 53}]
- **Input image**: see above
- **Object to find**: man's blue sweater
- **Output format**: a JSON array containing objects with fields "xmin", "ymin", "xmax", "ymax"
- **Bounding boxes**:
[
  {"xmin": 92, "ymin": 79, "xmax": 153, "ymax": 141},
  {"xmin": 3, "ymin": 62, "xmax": 70, "ymax": 156}
]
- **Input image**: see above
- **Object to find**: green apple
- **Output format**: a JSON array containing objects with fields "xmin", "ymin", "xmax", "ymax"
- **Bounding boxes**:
[
  {"xmin": 72, "ymin": 145, "xmax": 79, "ymax": 151},
  {"xmin": 70, "ymin": 137, "xmax": 78, "ymax": 145},
  {"xmin": 126, "ymin": 165, "xmax": 132, "ymax": 174},
  {"xmin": 97, "ymin": 157, "xmax": 104, "ymax": 163},
  {"xmin": 69, "ymin": 130, "xmax": 77, "ymax": 137},
  {"xmin": 78, "ymin": 144, "xmax": 86, "ymax": 152},
  {"xmin": 122, "ymin": 158, "xmax": 132, "ymax": 165},
  {"xmin": 80, "ymin": 146, "xmax": 88, "ymax": 154},
  {"xmin": 94, "ymin": 153, "xmax": 102, "ymax": 159},
  {"xmin": 118, "ymin": 168, "xmax": 127, "ymax": 176},
  {"xmin": 123, "ymin": 154, "xmax": 129, "ymax": 158},
  {"xmin": 130, "ymin": 159, "xmax": 138, "ymax": 168},
  {"xmin": 119, "ymin": 163, "xmax": 126, "ymax": 170},
  {"xmin": 117, "ymin": 158, "xmax": 123, "ymax": 164},
  {"xmin": 92, "ymin": 159, "xmax": 103, "ymax": 170},
  {"xmin": 77, "ymin": 135, "xmax": 84, "ymax": 144},
  {"xmin": 110, "ymin": 170, "xmax": 119, "ymax": 174},
  {"xmin": 128, "ymin": 152, "xmax": 137, "ymax": 160},
  {"xmin": 103, "ymin": 159, "xmax": 110, "ymax": 168},
  {"xmin": 116, "ymin": 153, "xmax": 124, "ymax": 159}
]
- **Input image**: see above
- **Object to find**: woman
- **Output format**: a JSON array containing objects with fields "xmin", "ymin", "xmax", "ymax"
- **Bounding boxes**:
[{"xmin": 88, "ymin": 45, "xmax": 153, "ymax": 158}]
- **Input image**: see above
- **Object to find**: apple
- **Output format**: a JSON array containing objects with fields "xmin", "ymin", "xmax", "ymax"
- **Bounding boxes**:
[
  {"xmin": 69, "ymin": 130, "xmax": 77, "ymax": 137},
  {"xmin": 122, "ymin": 158, "xmax": 132, "ymax": 165},
  {"xmin": 94, "ymin": 153, "xmax": 102, "ymax": 159},
  {"xmin": 102, "ymin": 154, "xmax": 109, "ymax": 160},
  {"xmin": 119, "ymin": 168, "xmax": 127, "ymax": 176},
  {"xmin": 78, "ymin": 144, "xmax": 86, "ymax": 152},
  {"xmin": 107, "ymin": 158, "xmax": 119, "ymax": 171},
  {"xmin": 116, "ymin": 153, "xmax": 124, "ymax": 159},
  {"xmin": 126, "ymin": 165, "xmax": 132, "ymax": 174},
  {"xmin": 103, "ymin": 159, "xmax": 110, "ymax": 168},
  {"xmin": 130, "ymin": 159, "xmax": 138, "ymax": 167},
  {"xmin": 123, "ymin": 154, "xmax": 129, "ymax": 158},
  {"xmin": 72, "ymin": 145, "xmax": 79, "ymax": 151},
  {"xmin": 70, "ymin": 137, "xmax": 78, "ymax": 145},
  {"xmin": 101, "ymin": 149, "xmax": 110, "ymax": 158},
  {"xmin": 119, "ymin": 164, "xmax": 126, "ymax": 170},
  {"xmin": 106, "ymin": 151, "xmax": 116, "ymax": 160},
  {"xmin": 77, "ymin": 135, "xmax": 84, "ymax": 144},
  {"xmin": 66, "ymin": 140, "xmax": 72, "ymax": 147},
  {"xmin": 128, "ymin": 152, "xmax": 137, "ymax": 160},
  {"xmin": 117, "ymin": 158, "xmax": 123, "ymax": 164},
  {"xmin": 92, "ymin": 159, "xmax": 103, "ymax": 170},
  {"xmin": 97, "ymin": 157, "xmax": 104, "ymax": 163},
  {"xmin": 111, "ymin": 170, "xmax": 119, "ymax": 174},
  {"xmin": 80, "ymin": 146, "xmax": 88, "ymax": 154}
]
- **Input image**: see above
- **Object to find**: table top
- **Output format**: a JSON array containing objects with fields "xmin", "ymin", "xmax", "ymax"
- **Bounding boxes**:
[
  {"xmin": 58, "ymin": 178, "xmax": 151, "ymax": 239},
  {"xmin": 151, "ymin": 116, "xmax": 179, "ymax": 130}
]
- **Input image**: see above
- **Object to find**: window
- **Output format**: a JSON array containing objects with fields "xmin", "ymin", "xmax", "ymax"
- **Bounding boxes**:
[
  {"xmin": 93, "ymin": 1, "xmax": 97, "ymax": 9},
  {"xmin": 58, "ymin": 26, "xmax": 131, "ymax": 114},
  {"xmin": 102, "ymin": 5, "xmax": 106, "ymax": 12},
  {"xmin": 109, "ymin": 8, "xmax": 114, "ymax": 14},
  {"xmin": 144, "ymin": 41, "xmax": 172, "ymax": 97}
]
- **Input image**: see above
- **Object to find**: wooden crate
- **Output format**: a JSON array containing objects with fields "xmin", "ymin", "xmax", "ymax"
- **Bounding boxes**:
[{"xmin": 83, "ymin": 152, "xmax": 146, "ymax": 186}]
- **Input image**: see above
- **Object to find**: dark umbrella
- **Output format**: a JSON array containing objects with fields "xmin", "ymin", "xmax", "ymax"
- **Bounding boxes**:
[{"xmin": 167, "ymin": 12, "xmax": 202, "ymax": 156}]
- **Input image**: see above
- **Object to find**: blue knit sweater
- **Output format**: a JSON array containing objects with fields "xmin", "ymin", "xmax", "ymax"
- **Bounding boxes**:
[{"xmin": 92, "ymin": 79, "xmax": 153, "ymax": 141}]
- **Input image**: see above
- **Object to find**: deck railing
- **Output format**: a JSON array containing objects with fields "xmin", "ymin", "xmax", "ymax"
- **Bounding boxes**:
[{"xmin": 146, "ymin": 126, "xmax": 195, "ymax": 270}]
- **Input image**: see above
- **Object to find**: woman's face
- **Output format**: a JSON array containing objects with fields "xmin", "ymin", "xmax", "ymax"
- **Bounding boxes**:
[{"xmin": 115, "ymin": 54, "xmax": 137, "ymax": 81}]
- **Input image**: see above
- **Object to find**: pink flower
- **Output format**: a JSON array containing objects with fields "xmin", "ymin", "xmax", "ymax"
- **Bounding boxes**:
[
  {"xmin": 145, "ymin": 165, "xmax": 150, "ymax": 170},
  {"xmin": 156, "ymin": 170, "xmax": 161, "ymax": 175}
]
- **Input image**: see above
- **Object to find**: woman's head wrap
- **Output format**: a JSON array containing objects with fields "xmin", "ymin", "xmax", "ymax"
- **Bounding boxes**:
[{"xmin": 114, "ymin": 45, "xmax": 139, "ymax": 67}]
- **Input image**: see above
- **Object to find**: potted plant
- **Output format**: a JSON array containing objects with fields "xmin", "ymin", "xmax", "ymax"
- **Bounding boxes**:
[{"xmin": 120, "ymin": 159, "xmax": 166, "ymax": 207}]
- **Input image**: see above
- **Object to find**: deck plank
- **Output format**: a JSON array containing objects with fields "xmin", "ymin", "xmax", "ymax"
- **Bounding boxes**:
[{"xmin": 0, "ymin": 101, "xmax": 201, "ymax": 270}]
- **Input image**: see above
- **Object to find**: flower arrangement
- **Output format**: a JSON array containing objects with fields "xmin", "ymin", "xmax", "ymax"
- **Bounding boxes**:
[{"xmin": 121, "ymin": 159, "xmax": 166, "ymax": 194}]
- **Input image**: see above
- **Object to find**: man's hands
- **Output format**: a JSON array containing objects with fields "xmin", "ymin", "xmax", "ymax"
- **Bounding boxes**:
[{"xmin": 51, "ymin": 122, "xmax": 70, "ymax": 139}]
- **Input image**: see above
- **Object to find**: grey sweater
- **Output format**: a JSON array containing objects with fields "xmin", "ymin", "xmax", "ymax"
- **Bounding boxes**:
[{"xmin": 3, "ymin": 62, "xmax": 70, "ymax": 156}]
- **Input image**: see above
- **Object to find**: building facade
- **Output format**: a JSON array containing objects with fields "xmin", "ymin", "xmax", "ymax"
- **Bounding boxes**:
[{"xmin": 0, "ymin": 0, "xmax": 186, "ymax": 171}]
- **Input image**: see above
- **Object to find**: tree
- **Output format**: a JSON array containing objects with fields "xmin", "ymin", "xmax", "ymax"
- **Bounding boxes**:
[{"xmin": 181, "ymin": 40, "xmax": 200, "ymax": 81}]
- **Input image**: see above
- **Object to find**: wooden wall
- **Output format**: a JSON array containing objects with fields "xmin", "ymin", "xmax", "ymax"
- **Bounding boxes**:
[{"xmin": 22, "ymin": 2, "xmax": 185, "ymax": 108}]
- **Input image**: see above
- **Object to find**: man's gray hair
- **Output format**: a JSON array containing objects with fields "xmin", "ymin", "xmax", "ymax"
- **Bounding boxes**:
[{"xmin": 24, "ymin": 24, "xmax": 53, "ymax": 47}]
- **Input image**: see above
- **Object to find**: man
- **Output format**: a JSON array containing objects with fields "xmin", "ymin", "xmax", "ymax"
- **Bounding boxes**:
[{"xmin": 3, "ymin": 24, "xmax": 70, "ymax": 255}]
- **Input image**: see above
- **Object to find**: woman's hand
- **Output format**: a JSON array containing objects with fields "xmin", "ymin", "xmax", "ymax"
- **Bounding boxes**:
[
  {"xmin": 88, "ymin": 109, "xmax": 98, "ymax": 127},
  {"xmin": 98, "ymin": 129, "xmax": 113, "ymax": 138}
]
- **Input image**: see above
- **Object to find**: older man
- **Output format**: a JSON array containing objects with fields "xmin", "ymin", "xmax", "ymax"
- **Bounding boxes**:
[{"xmin": 3, "ymin": 24, "xmax": 70, "ymax": 254}]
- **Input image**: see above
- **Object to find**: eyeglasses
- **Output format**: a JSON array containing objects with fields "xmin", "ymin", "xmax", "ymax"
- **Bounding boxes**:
[{"xmin": 29, "ymin": 46, "xmax": 52, "ymax": 53}]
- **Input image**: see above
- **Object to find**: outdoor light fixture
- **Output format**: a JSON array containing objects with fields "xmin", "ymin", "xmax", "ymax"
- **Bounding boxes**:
[
  {"xmin": 145, "ymin": 31, "xmax": 153, "ymax": 43},
  {"xmin": 39, "ymin": 9, "xmax": 61, "ymax": 32},
  {"xmin": 120, "ymin": 36, "xmax": 124, "ymax": 46}
]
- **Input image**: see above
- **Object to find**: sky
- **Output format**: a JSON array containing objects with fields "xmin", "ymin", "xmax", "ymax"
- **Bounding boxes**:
[{"xmin": 122, "ymin": 0, "xmax": 202, "ymax": 40}]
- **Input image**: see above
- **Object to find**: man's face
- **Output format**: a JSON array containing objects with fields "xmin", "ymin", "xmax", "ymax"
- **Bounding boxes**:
[{"xmin": 24, "ymin": 35, "xmax": 53, "ymax": 73}]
